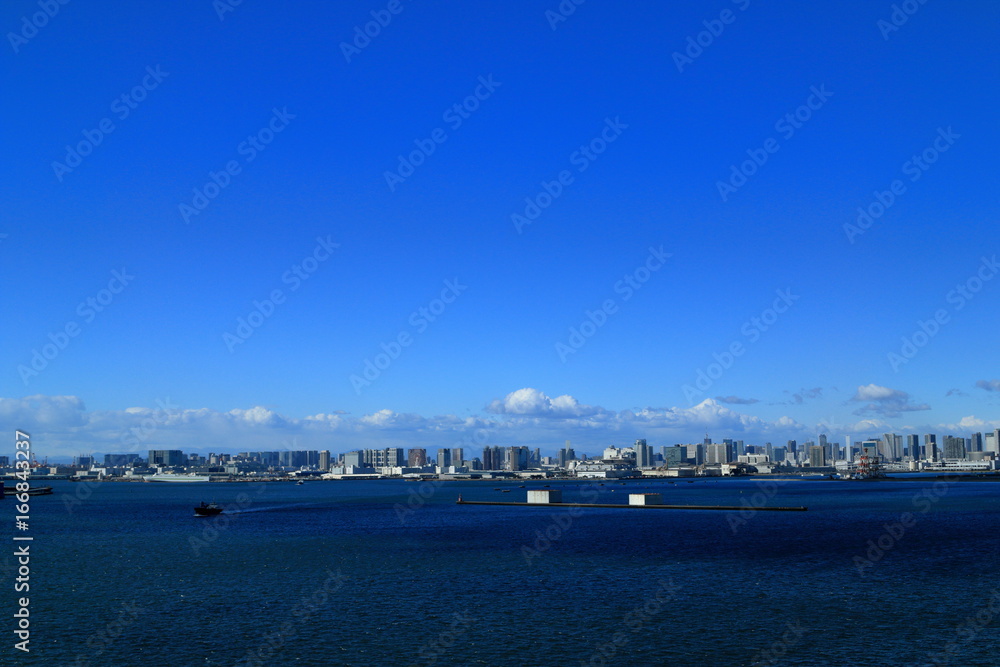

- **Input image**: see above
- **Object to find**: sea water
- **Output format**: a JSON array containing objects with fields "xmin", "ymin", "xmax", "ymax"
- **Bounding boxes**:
[{"xmin": 7, "ymin": 476, "xmax": 1000, "ymax": 666}]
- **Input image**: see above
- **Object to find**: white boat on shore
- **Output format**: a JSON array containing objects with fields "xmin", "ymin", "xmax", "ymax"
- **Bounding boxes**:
[{"xmin": 143, "ymin": 474, "xmax": 212, "ymax": 483}]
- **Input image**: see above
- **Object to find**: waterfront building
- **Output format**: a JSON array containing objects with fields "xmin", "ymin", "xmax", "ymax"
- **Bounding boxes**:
[
  {"xmin": 575, "ymin": 461, "xmax": 640, "ymax": 479},
  {"xmin": 971, "ymin": 433, "xmax": 983, "ymax": 453},
  {"xmin": 319, "ymin": 450, "xmax": 331, "ymax": 471}
]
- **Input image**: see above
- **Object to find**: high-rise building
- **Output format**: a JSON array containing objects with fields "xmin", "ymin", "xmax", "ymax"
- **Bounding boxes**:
[
  {"xmin": 664, "ymin": 446, "xmax": 684, "ymax": 467},
  {"xmin": 505, "ymin": 446, "xmax": 529, "ymax": 471},
  {"xmin": 383, "ymin": 448, "xmax": 404, "ymax": 467},
  {"xmin": 719, "ymin": 438, "xmax": 737, "ymax": 460},
  {"xmin": 451, "ymin": 448, "xmax": 464, "ymax": 467},
  {"xmin": 787, "ymin": 440, "xmax": 797, "ymax": 455},
  {"xmin": 861, "ymin": 440, "xmax": 880, "ymax": 458},
  {"xmin": 881, "ymin": 433, "xmax": 898, "ymax": 461},
  {"xmin": 985, "ymin": 430, "xmax": 1000, "ymax": 456},
  {"xmin": 319, "ymin": 450, "xmax": 331, "ymax": 471},
  {"xmin": 104, "ymin": 453, "xmax": 141, "ymax": 467},
  {"xmin": 148, "ymin": 449, "xmax": 184, "ymax": 467},
  {"xmin": 808, "ymin": 445, "xmax": 826, "ymax": 467},
  {"xmin": 436, "ymin": 449, "xmax": 452, "ymax": 470},
  {"xmin": 563, "ymin": 440, "xmax": 576, "ymax": 462},
  {"xmin": 635, "ymin": 439, "xmax": 653, "ymax": 468},
  {"xmin": 906, "ymin": 434, "xmax": 920, "ymax": 460},
  {"xmin": 482, "ymin": 446, "xmax": 505, "ymax": 470},
  {"xmin": 706, "ymin": 443, "xmax": 729, "ymax": 465},
  {"xmin": 924, "ymin": 434, "xmax": 938, "ymax": 462},
  {"xmin": 971, "ymin": 433, "xmax": 984, "ymax": 453},
  {"xmin": 943, "ymin": 436, "xmax": 966, "ymax": 460}
]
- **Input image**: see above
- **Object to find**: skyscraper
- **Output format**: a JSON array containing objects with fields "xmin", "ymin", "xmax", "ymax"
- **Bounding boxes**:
[
  {"xmin": 436, "ymin": 448, "xmax": 451, "ymax": 470},
  {"xmin": 906, "ymin": 434, "xmax": 920, "ymax": 460},
  {"xmin": 148, "ymin": 449, "xmax": 184, "ymax": 467},
  {"xmin": 706, "ymin": 443, "xmax": 729, "ymax": 465},
  {"xmin": 808, "ymin": 446, "xmax": 826, "ymax": 467},
  {"xmin": 634, "ymin": 439, "xmax": 653, "ymax": 468},
  {"xmin": 924, "ymin": 434, "xmax": 937, "ymax": 462},
  {"xmin": 506, "ymin": 446, "xmax": 528, "ymax": 471},
  {"xmin": 943, "ymin": 436, "xmax": 966, "ymax": 460}
]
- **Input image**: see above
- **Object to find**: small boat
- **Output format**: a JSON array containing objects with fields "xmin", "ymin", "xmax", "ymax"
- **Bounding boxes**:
[
  {"xmin": 296, "ymin": 480, "xmax": 304, "ymax": 485},
  {"xmin": 194, "ymin": 502, "xmax": 223, "ymax": 517}
]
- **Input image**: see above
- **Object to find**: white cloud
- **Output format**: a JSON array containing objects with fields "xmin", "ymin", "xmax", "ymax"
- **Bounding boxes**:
[
  {"xmin": 5, "ymin": 387, "xmax": 979, "ymax": 460},
  {"xmin": 851, "ymin": 384, "xmax": 930, "ymax": 418},
  {"xmin": 716, "ymin": 395, "xmax": 759, "ymax": 405},
  {"xmin": 0, "ymin": 394, "xmax": 88, "ymax": 429},
  {"xmin": 486, "ymin": 388, "xmax": 603, "ymax": 418}
]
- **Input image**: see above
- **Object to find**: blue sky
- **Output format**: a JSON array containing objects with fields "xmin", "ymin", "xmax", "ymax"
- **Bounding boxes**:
[{"xmin": 2, "ymin": 0, "xmax": 999, "ymax": 458}]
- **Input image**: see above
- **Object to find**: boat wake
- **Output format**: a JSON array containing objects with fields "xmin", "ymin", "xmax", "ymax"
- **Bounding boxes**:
[{"xmin": 224, "ymin": 502, "xmax": 329, "ymax": 514}]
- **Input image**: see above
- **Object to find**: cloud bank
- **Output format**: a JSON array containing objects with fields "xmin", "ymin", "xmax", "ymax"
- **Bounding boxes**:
[{"xmin": 0, "ymin": 386, "xmax": 986, "ymax": 460}]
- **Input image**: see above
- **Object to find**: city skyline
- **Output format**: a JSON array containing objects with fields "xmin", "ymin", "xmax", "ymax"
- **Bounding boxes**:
[
  {"xmin": 4, "ymin": 384, "xmax": 1000, "ymax": 459},
  {"xmin": 3, "ymin": 1, "xmax": 999, "ymax": 457}
]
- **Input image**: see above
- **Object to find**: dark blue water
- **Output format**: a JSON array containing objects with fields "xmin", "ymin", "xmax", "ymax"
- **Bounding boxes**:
[{"xmin": 6, "ymin": 477, "xmax": 1000, "ymax": 666}]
